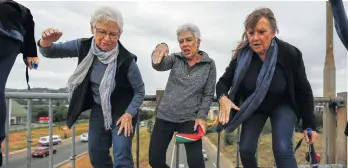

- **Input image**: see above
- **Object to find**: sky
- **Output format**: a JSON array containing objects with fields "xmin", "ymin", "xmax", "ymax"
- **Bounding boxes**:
[{"xmin": 6, "ymin": 0, "xmax": 348, "ymax": 97}]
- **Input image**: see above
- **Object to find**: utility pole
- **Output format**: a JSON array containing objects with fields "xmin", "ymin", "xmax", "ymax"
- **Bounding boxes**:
[{"xmin": 323, "ymin": 1, "xmax": 336, "ymax": 164}]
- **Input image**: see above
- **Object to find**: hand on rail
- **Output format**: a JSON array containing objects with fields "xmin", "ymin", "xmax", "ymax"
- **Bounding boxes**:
[
  {"xmin": 27, "ymin": 57, "xmax": 40, "ymax": 70},
  {"xmin": 303, "ymin": 129, "xmax": 318, "ymax": 144},
  {"xmin": 116, "ymin": 113, "xmax": 133, "ymax": 137}
]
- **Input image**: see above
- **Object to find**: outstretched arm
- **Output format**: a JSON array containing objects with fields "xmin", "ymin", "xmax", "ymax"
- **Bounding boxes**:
[
  {"xmin": 22, "ymin": 8, "xmax": 37, "ymax": 59},
  {"xmin": 125, "ymin": 60, "xmax": 145, "ymax": 117},
  {"xmin": 293, "ymin": 48, "xmax": 316, "ymax": 131},
  {"xmin": 151, "ymin": 43, "xmax": 175, "ymax": 71},
  {"xmin": 37, "ymin": 38, "xmax": 81, "ymax": 59},
  {"xmin": 197, "ymin": 61, "xmax": 217, "ymax": 119}
]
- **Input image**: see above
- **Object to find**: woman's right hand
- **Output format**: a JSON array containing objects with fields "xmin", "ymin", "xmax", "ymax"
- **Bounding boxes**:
[
  {"xmin": 152, "ymin": 43, "xmax": 169, "ymax": 65},
  {"xmin": 40, "ymin": 28, "xmax": 63, "ymax": 47},
  {"xmin": 218, "ymin": 96, "xmax": 240, "ymax": 125}
]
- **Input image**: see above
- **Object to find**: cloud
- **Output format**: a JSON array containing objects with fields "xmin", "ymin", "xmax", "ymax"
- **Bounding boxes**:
[{"xmin": 6, "ymin": 1, "xmax": 347, "ymax": 97}]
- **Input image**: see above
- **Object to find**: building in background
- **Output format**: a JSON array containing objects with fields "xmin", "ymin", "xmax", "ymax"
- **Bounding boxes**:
[{"xmin": 8, "ymin": 100, "xmax": 27, "ymax": 125}]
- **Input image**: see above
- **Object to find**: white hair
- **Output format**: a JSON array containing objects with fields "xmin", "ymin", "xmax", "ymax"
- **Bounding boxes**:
[
  {"xmin": 176, "ymin": 23, "xmax": 201, "ymax": 40},
  {"xmin": 90, "ymin": 6, "xmax": 124, "ymax": 31}
]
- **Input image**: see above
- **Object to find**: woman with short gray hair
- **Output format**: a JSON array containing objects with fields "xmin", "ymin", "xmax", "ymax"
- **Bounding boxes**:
[
  {"xmin": 149, "ymin": 23, "xmax": 216, "ymax": 168},
  {"xmin": 37, "ymin": 6, "xmax": 145, "ymax": 168}
]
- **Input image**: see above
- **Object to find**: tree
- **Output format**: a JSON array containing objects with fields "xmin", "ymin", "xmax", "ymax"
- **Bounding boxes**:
[{"xmin": 53, "ymin": 105, "xmax": 68, "ymax": 122}]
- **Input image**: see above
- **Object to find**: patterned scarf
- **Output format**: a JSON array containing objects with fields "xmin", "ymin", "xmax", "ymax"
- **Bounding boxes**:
[{"xmin": 66, "ymin": 37, "xmax": 119, "ymax": 130}]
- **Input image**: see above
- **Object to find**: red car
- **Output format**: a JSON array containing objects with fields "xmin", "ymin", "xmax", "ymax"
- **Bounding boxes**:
[{"xmin": 32, "ymin": 147, "xmax": 57, "ymax": 158}]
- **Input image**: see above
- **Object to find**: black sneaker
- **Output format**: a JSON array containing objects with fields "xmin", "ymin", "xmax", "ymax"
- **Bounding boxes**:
[{"xmin": 0, "ymin": 151, "xmax": 2, "ymax": 167}]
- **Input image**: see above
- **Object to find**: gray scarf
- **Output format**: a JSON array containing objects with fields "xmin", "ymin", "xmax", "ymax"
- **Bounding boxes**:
[{"xmin": 67, "ymin": 38, "xmax": 119, "ymax": 130}]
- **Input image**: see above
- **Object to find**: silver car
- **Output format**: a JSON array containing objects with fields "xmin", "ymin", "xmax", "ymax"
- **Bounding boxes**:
[{"xmin": 80, "ymin": 133, "xmax": 88, "ymax": 142}]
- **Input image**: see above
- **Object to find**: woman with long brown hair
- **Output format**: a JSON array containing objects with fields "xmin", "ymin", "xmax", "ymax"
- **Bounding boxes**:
[{"xmin": 216, "ymin": 7, "xmax": 318, "ymax": 167}]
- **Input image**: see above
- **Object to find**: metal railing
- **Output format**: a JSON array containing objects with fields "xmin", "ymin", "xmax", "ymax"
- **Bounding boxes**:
[
  {"xmin": 2, "ymin": 92, "xmax": 347, "ymax": 168},
  {"xmin": 229, "ymin": 96, "xmax": 347, "ymax": 167},
  {"xmin": 168, "ymin": 96, "xmax": 347, "ymax": 168},
  {"xmin": 4, "ymin": 92, "xmax": 72, "ymax": 168},
  {"xmin": 2, "ymin": 92, "xmax": 156, "ymax": 168}
]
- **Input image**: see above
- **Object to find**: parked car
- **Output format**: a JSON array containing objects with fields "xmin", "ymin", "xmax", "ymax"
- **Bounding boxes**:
[
  {"xmin": 80, "ymin": 133, "xmax": 88, "ymax": 142},
  {"xmin": 202, "ymin": 149, "xmax": 208, "ymax": 161},
  {"xmin": 32, "ymin": 147, "xmax": 56, "ymax": 158},
  {"xmin": 38, "ymin": 135, "xmax": 62, "ymax": 146},
  {"xmin": 178, "ymin": 164, "xmax": 185, "ymax": 168}
]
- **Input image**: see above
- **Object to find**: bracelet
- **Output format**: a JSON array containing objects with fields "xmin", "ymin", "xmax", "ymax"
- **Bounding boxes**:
[{"xmin": 218, "ymin": 94, "xmax": 228, "ymax": 101}]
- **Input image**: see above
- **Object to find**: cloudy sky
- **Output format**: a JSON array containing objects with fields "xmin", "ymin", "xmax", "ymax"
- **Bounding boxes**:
[{"xmin": 6, "ymin": 0, "xmax": 348, "ymax": 97}]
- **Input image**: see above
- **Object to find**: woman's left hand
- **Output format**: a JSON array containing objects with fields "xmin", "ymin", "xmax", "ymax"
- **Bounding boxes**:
[
  {"xmin": 27, "ymin": 57, "xmax": 40, "ymax": 70},
  {"xmin": 116, "ymin": 113, "xmax": 133, "ymax": 137},
  {"xmin": 194, "ymin": 119, "xmax": 207, "ymax": 134},
  {"xmin": 303, "ymin": 129, "xmax": 318, "ymax": 144}
]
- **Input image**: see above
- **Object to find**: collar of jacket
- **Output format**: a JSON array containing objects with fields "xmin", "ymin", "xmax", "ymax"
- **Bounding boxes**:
[{"xmin": 174, "ymin": 50, "xmax": 213, "ymax": 63}]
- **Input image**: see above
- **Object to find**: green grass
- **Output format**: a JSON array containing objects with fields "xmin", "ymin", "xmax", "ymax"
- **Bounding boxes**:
[{"xmin": 206, "ymin": 131, "xmax": 324, "ymax": 167}]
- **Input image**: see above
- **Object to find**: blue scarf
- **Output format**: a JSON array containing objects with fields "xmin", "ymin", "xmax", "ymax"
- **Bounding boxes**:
[{"xmin": 223, "ymin": 38, "xmax": 278, "ymax": 132}]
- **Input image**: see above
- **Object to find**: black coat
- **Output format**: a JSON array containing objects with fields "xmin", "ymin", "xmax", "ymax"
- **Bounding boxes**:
[
  {"xmin": 0, "ymin": 0, "xmax": 37, "ymax": 58},
  {"xmin": 216, "ymin": 37, "xmax": 316, "ymax": 131},
  {"xmin": 66, "ymin": 37, "xmax": 137, "ymax": 128}
]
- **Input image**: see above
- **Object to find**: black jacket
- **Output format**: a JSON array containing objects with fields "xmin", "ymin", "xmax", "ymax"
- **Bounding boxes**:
[
  {"xmin": 66, "ymin": 37, "xmax": 137, "ymax": 128},
  {"xmin": 0, "ymin": 0, "xmax": 37, "ymax": 58},
  {"xmin": 216, "ymin": 37, "xmax": 316, "ymax": 131}
]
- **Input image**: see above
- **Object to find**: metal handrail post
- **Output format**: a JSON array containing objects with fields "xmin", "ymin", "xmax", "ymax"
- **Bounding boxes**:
[
  {"xmin": 26, "ymin": 99, "xmax": 33, "ymax": 168},
  {"xmin": 49, "ymin": 99, "xmax": 54, "ymax": 168}
]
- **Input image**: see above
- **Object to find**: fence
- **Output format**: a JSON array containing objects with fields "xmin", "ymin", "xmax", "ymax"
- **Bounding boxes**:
[{"xmin": 2, "ymin": 91, "xmax": 347, "ymax": 168}]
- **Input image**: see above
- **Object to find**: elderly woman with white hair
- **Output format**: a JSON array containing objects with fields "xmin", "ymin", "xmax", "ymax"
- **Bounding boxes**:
[
  {"xmin": 37, "ymin": 6, "xmax": 145, "ymax": 168},
  {"xmin": 149, "ymin": 23, "xmax": 216, "ymax": 168}
]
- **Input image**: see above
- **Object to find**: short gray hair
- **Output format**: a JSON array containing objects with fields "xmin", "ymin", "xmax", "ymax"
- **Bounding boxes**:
[
  {"xmin": 90, "ymin": 6, "xmax": 124, "ymax": 31},
  {"xmin": 176, "ymin": 23, "xmax": 201, "ymax": 40}
]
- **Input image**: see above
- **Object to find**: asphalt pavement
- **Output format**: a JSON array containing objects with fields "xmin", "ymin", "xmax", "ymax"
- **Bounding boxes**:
[{"xmin": 6, "ymin": 138, "xmax": 88, "ymax": 168}]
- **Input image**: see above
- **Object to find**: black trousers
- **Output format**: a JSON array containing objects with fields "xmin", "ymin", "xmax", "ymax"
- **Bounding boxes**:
[
  {"xmin": 149, "ymin": 118, "xmax": 205, "ymax": 168},
  {"xmin": 0, "ymin": 35, "xmax": 21, "ymax": 149}
]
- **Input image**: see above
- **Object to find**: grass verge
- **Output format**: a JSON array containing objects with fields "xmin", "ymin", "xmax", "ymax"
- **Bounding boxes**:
[
  {"xmin": 1, "ymin": 122, "xmax": 89, "ymax": 153},
  {"xmin": 206, "ymin": 131, "xmax": 323, "ymax": 167}
]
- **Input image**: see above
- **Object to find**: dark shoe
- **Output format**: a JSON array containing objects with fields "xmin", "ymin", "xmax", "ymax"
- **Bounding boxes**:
[{"xmin": 0, "ymin": 152, "xmax": 2, "ymax": 167}]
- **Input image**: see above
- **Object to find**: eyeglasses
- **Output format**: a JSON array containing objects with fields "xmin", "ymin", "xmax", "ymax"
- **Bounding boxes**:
[{"xmin": 94, "ymin": 26, "xmax": 121, "ymax": 40}]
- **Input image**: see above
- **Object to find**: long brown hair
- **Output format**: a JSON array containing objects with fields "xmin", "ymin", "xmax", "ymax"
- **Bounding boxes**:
[{"xmin": 232, "ymin": 7, "xmax": 279, "ymax": 59}]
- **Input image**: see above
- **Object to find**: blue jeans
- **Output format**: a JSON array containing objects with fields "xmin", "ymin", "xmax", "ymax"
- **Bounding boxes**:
[
  {"xmin": 88, "ymin": 104, "xmax": 135, "ymax": 168},
  {"xmin": 239, "ymin": 104, "xmax": 298, "ymax": 168}
]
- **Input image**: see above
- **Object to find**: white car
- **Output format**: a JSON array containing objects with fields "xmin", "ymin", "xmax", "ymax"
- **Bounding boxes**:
[
  {"xmin": 202, "ymin": 149, "xmax": 208, "ymax": 161},
  {"xmin": 178, "ymin": 164, "xmax": 185, "ymax": 168},
  {"xmin": 38, "ymin": 135, "xmax": 62, "ymax": 146},
  {"xmin": 80, "ymin": 133, "xmax": 88, "ymax": 142}
]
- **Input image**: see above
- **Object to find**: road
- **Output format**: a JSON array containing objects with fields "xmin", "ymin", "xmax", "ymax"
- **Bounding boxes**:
[
  {"xmin": 6, "ymin": 138, "xmax": 88, "ymax": 168},
  {"xmin": 166, "ymin": 137, "xmax": 233, "ymax": 168}
]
